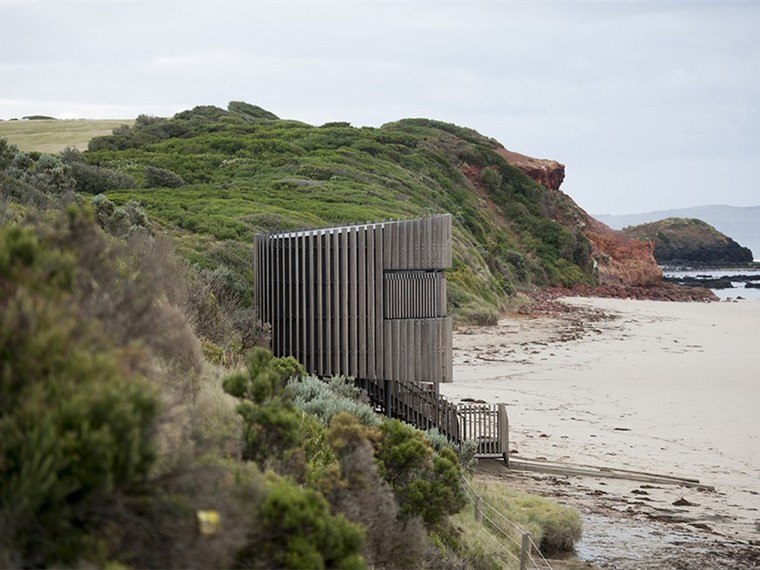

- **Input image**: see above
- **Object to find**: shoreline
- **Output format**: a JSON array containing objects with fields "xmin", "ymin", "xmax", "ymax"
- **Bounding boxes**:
[{"xmin": 443, "ymin": 296, "xmax": 760, "ymax": 568}]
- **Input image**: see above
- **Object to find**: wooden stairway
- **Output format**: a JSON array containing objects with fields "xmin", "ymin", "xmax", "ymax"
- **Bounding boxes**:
[{"xmin": 355, "ymin": 376, "xmax": 509, "ymax": 458}]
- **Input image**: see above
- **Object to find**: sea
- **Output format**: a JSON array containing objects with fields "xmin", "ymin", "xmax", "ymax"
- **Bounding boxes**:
[{"xmin": 662, "ymin": 266, "xmax": 760, "ymax": 300}]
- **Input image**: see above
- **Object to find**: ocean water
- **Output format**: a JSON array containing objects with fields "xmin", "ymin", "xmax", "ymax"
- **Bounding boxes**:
[{"xmin": 663, "ymin": 267, "xmax": 760, "ymax": 300}]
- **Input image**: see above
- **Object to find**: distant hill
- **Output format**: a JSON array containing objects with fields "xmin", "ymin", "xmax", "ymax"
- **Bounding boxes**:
[
  {"xmin": 0, "ymin": 118, "xmax": 133, "ymax": 153},
  {"xmin": 596, "ymin": 205, "xmax": 760, "ymax": 261},
  {"xmin": 622, "ymin": 217, "xmax": 753, "ymax": 266}
]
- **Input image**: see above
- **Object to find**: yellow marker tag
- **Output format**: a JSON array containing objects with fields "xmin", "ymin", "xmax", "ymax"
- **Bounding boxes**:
[{"xmin": 196, "ymin": 510, "xmax": 221, "ymax": 535}]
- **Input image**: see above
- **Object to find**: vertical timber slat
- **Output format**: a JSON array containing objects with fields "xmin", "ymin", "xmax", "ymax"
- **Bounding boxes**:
[{"xmin": 253, "ymin": 216, "xmax": 458, "ymax": 432}]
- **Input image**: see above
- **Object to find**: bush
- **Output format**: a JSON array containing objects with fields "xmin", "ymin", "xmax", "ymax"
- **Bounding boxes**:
[
  {"xmin": 376, "ymin": 420, "xmax": 466, "ymax": 528},
  {"xmin": 317, "ymin": 413, "xmax": 434, "ymax": 568},
  {"xmin": 228, "ymin": 101, "xmax": 279, "ymax": 120},
  {"xmin": 222, "ymin": 348, "xmax": 302, "ymax": 464},
  {"xmin": 1, "ymin": 148, "xmax": 75, "ymax": 193},
  {"xmin": 55, "ymin": 206, "xmax": 202, "ymax": 375},
  {"xmin": 201, "ymin": 338, "xmax": 225, "ymax": 365},
  {"xmin": 144, "ymin": 165, "xmax": 185, "ymax": 188},
  {"xmin": 103, "ymin": 460, "xmax": 267, "ymax": 569},
  {"xmin": 460, "ymin": 307, "xmax": 499, "ymax": 326},
  {"xmin": 234, "ymin": 474, "xmax": 365, "ymax": 569},
  {"xmin": 425, "ymin": 428, "xmax": 478, "ymax": 474},
  {"xmin": 68, "ymin": 161, "xmax": 136, "ymax": 193},
  {"xmin": 289, "ymin": 376, "xmax": 380, "ymax": 427},
  {"xmin": 271, "ymin": 355, "xmax": 306, "ymax": 381},
  {"xmin": 91, "ymin": 194, "xmax": 148, "ymax": 237},
  {"xmin": 480, "ymin": 166, "xmax": 502, "ymax": 193},
  {"xmin": 0, "ymin": 224, "xmax": 159, "ymax": 566}
]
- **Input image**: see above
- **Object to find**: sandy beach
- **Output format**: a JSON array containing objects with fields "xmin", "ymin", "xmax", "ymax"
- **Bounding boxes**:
[{"xmin": 442, "ymin": 297, "xmax": 760, "ymax": 569}]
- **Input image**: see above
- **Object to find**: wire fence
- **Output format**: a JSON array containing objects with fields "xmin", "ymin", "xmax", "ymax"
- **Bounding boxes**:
[{"xmin": 461, "ymin": 479, "xmax": 553, "ymax": 570}]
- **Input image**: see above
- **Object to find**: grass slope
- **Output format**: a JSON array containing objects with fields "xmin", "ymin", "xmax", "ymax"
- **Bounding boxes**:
[
  {"xmin": 0, "ymin": 118, "xmax": 133, "ymax": 153},
  {"xmin": 5, "ymin": 102, "xmax": 597, "ymax": 321}
]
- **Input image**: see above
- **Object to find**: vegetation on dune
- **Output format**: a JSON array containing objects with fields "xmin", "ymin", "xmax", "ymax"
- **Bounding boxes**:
[
  {"xmin": 450, "ymin": 479, "xmax": 583, "ymax": 568},
  {"xmin": 76, "ymin": 101, "xmax": 595, "ymax": 323},
  {"xmin": 0, "ymin": 106, "xmax": 585, "ymax": 568}
]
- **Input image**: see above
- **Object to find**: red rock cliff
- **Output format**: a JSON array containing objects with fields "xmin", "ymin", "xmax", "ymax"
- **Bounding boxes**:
[
  {"xmin": 496, "ymin": 148, "xmax": 565, "ymax": 191},
  {"xmin": 582, "ymin": 216, "xmax": 662, "ymax": 287},
  {"xmin": 498, "ymin": 147, "xmax": 662, "ymax": 288}
]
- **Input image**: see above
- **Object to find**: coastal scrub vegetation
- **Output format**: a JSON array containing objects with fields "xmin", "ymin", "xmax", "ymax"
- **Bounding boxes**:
[
  {"xmin": 0, "ymin": 112, "xmax": 584, "ymax": 567},
  {"xmin": 76, "ymin": 102, "xmax": 594, "ymax": 325}
]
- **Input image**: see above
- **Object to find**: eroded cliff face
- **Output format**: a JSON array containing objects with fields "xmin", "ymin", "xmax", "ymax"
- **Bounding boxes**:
[
  {"xmin": 583, "ymin": 216, "xmax": 662, "ymax": 287},
  {"xmin": 498, "ymin": 147, "xmax": 662, "ymax": 288},
  {"xmin": 496, "ymin": 148, "xmax": 565, "ymax": 192}
]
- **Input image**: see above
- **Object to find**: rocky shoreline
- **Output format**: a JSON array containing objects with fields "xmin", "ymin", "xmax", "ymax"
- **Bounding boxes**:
[
  {"xmin": 663, "ymin": 273, "xmax": 760, "ymax": 290},
  {"xmin": 529, "ymin": 281, "xmax": 718, "ymax": 305}
]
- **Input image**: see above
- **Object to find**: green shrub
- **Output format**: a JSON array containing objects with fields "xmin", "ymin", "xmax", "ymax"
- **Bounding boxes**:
[
  {"xmin": 322, "ymin": 413, "xmax": 433, "ymax": 569},
  {"xmin": 69, "ymin": 161, "xmax": 136, "ymax": 193},
  {"xmin": 480, "ymin": 166, "xmax": 502, "ymax": 193},
  {"xmin": 91, "ymin": 194, "xmax": 149, "ymax": 237},
  {"xmin": 223, "ymin": 348, "xmax": 302, "ymax": 464},
  {"xmin": 425, "ymin": 428, "xmax": 478, "ymax": 474},
  {"xmin": 271, "ymin": 355, "xmax": 306, "ymax": 381},
  {"xmin": 376, "ymin": 420, "xmax": 466, "ymax": 528},
  {"xmin": 0, "ymin": 224, "xmax": 159, "ymax": 567},
  {"xmin": 55, "ymin": 206, "xmax": 202, "ymax": 374},
  {"xmin": 234, "ymin": 474, "xmax": 365, "ymax": 569},
  {"xmin": 289, "ymin": 376, "xmax": 380, "ymax": 427},
  {"xmin": 201, "ymin": 338, "xmax": 225, "ymax": 365},
  {"xmin": 0, "ymin": 146, "xmax": 75, "ymax": 193},
  {"xmin": 144, "ymin": 165, "xmax": 185, "ymax": 188},
  {"xmin": 227, "ymin": 101, "xmax": 279, "ymax": 120}
]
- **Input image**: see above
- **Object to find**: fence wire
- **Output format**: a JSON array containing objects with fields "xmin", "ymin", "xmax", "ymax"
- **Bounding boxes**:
[{"xmin": 461, "ymin": 478, "xmax": 554, "ymax": 570}]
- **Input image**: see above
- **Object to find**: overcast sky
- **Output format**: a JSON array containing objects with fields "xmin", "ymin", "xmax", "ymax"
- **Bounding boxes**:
[{"xmin": 1, "ymin": 1, "xmax": 758, "ymax": 215}]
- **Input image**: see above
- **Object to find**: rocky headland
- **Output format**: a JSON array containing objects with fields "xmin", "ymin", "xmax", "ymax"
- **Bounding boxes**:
[
  {"xmin": 498, "ymin": 150, "xmax": 712, "ymax": 301},
  {"xmin": 621, "ymin": 217, "xmax": 754, "ymax": 266}
]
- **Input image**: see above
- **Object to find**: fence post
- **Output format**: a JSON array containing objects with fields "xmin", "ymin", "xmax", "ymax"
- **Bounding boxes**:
[
  {"xmin": 474, "ymin": 495, "xmax": 482, "ymax": 523},
  {"xmin": 497, "ymin": 403, "xmax": 509, "ymax": 468},
  {"xmin": 519, "ymin": 532, "xmax": 530, "ymax": 570}
]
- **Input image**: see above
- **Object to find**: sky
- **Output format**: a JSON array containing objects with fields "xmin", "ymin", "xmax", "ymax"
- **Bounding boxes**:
[{"xmin": 1, "ymin": 1, "xmax": 758, "ymax": 215}]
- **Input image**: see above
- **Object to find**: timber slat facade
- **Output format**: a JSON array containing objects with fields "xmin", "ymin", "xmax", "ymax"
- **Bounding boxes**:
[{"xmin": 254, "ymin": 215, "xmax": 453, "ymax": 385}]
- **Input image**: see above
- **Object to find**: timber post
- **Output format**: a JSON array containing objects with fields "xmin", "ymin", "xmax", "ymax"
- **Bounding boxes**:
[
  {"xmin": 519, "ymin": 532, "xmax": 531, "ymax": 570},
  {"xmin": 498, "ymin": 403, "xmax": 509, "ymax": 468}
]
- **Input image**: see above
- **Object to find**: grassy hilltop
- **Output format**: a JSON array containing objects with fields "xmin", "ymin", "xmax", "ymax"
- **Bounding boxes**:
[
  {"xmin": 74, "ymin": 101, "xmax": 594, "ymax": 323},
  {"xmin": 0, "ymin": 118, "xmax": 133, "ymax": 154}
]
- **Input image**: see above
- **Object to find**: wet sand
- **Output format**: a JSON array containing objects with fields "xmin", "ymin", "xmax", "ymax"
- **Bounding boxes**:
[{"xmin": 442, "ymin": 297, "xmax": 760, "ymax": 568}]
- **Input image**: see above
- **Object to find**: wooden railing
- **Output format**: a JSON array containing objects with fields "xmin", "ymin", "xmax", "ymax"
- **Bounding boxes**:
[{"xmin": 356, "ymin": 377, "xmax": 509, "ymax": 459}]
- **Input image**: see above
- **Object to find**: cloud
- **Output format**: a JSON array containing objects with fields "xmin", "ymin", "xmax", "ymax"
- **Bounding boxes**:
[{"xmin": 0, "ymin": 1, "xmax": 758, "ymax": 214}]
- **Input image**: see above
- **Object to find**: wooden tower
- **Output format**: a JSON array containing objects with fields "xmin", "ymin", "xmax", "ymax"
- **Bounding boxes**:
[{"xmin": 254, "ymin": 215, "xmax": 453, "ymax": 387}]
